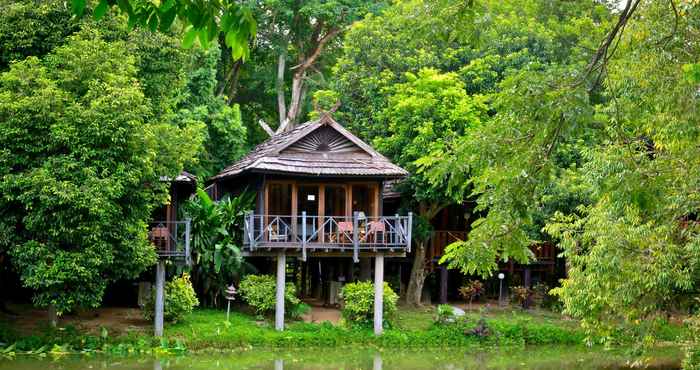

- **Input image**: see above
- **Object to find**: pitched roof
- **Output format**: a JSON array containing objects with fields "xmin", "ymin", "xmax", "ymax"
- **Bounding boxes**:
[{"xmin": 211, "ymin": 114, "xmax": 408, "ymax": 180}]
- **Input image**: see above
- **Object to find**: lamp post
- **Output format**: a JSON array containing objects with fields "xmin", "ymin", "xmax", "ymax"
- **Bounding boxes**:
[
  {"xmin": 225, "ymin": 284, "xmax": 237, "ymax": 321},
  {"xmin": 498, "ymin": 273, "xmax": 505, "ymax": 307}
]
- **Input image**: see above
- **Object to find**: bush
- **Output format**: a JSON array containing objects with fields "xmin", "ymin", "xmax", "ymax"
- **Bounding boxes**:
[
  {"xmin": 239, "ymin": 274, "xmax": 301, "ymax": 317},
  {"xmin": 510, "ymin": 286, "xmax": 533, "ymax": 309},
  {"xmin": 459, "ymin": 280, "xmax": 484, "ymax": 305},
  {"xmin": 143, "ymin": 273, "xmax": 199, "ymax": 323},
  {"xmin": 683, "ymin": 313, "xmax": 700, "ymax": 370},
  {"xmin": 532, "ymin": 283, "xmax": 562, "ymax": 311},
  {"xmin": 435, "ymin": 304, "xmax": 456, "ymax": 324},
  {"xmin": 340, "ymin": 281, "xmax": 398, "ymax": 326}
]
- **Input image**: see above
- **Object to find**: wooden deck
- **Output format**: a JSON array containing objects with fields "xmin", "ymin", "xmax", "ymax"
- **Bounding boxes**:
[
  {"xmin": 148, "ymin": 220, "xmax": 191, "ymax": 265},
  {"xmin": 243, "ymin": 213, "xmax": 412, "ymax": 261}
]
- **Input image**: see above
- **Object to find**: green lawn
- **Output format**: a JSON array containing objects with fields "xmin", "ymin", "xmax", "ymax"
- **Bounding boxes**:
[
  {"xmin": 0, "ymin": 305, "xmax": 686, "ymax": 355},
  {"xmin": 162, "ymin": 306, "xmax": 588, "ymax": 351}
]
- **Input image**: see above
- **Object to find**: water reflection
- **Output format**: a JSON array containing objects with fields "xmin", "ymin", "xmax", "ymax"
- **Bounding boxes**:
[
  {"xmin": 373, "ymin": 353, "xmax": 382, "ymax": 370},
  {"xmin": 0, "ymin": 346, "xmax": 683, "ymax": 370}
]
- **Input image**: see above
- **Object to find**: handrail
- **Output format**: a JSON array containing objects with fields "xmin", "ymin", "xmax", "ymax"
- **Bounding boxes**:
[
  {"xmin": 243, "ymin": 213, "xmax": 413, "ymax": 259},
  {"xmin": 148, "ymin": 220, "xmax": 192, "ymax": 266}
]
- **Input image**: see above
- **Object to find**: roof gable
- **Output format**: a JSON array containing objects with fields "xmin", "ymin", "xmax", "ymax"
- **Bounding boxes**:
[
  {"xmin": 211, "ymin": 114, "xmax": 407, "ymax": 180},
  {"xmin": 282, "ymin": 125, "xmax": 367, "ymax": 156}
]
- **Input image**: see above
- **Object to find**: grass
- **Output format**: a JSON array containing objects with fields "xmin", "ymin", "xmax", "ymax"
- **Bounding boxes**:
[
  {"xmin": 161, "ymin": 306, "xmax": 587, "ymax": 351},
  {"xmin": 0, "ymin": 304, "xmax": 687, "ymax": 355}
]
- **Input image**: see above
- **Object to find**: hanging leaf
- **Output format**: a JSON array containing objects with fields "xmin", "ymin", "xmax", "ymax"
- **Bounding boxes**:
[
  {"xmin": 182, "ymin": 27, "xmax": 198, "ymax": 49},
  {"xmin": 93, "ymin": 0, "xmax": 109, "ymax": 20}
]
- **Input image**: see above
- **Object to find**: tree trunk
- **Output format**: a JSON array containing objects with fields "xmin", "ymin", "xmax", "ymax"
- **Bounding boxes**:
[
  {"xmin": 405, "ymin": 240, "xmax": 428, "ymax": 307},
  {"xmin": 48, "ymin": 304, "xmax": 58, "ymax": 327},
  {"xmin": 276, "ymin": 51, "xmax": 288, "ymax": 126},
  {"xmin": 405, "ymin": 201, "xmax": 445, "ymax": 307}
]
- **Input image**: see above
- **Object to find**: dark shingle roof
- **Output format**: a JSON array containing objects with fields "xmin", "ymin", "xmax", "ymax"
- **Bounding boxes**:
[{"xmin": 211, "ymin": 114, "xmax": 407, "ymax": 180}]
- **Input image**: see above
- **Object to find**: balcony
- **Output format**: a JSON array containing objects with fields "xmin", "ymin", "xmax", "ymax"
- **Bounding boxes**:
[
  {"xmin": 243, "ymin": 212, "xmax": 412, "ymax": 261},
  {"xmin": 148, "ymin": 220, "xmax": 192, "ymax": 265}
]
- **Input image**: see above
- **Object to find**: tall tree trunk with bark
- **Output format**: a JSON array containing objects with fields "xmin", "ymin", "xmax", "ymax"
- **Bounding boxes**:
[
  {"xmin": 260, "ymin": 26, "xmax": 342, "ymax": 136},
  {"xmin": 405, "ymin": 240, "xmax": 428, "ymax": 306},
  {"xmin": 405, "ymin": 202, "xmax": 444, "ymax": 307}
]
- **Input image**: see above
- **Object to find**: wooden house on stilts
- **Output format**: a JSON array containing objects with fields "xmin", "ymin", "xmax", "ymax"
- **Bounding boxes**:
[{"xmin": 209, "ymin": 113, "xmax": 412, "ymax": 335}]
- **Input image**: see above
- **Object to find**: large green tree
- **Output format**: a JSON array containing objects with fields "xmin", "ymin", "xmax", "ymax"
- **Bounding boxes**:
[
  {"xmin": 421, "ymin": 0, "xmax": 700, "ymax": 364},
  {"xmin": 330, "ymin": 0, "xmax": 608, "ymax": 304},
  {"xmin": 375, "ymin": 68, "xmax": 487, "ymax": 305},
  {"xmin": 0, "ymin": 19, "xmax": 206, "ymax": 318}
]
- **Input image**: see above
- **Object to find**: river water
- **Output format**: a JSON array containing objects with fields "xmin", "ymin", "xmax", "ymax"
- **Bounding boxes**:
[{"xmin": 0, "ymin": 346, "xmax": 682, "ymax": 369}]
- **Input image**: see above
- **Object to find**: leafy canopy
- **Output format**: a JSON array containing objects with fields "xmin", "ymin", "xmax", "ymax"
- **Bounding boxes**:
[{"xmin": 0, "ymin": 30, "xmax": 202, "ymax": 313}]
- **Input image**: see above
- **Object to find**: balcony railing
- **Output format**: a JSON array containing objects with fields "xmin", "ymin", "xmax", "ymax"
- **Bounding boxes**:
[
  {"xmin": 148, "ymin": 220, "xmax": 191, "ymax": 265},
  {"xmin": 243, "ymin": 212, "xmax": 412, "ymax": 261}
]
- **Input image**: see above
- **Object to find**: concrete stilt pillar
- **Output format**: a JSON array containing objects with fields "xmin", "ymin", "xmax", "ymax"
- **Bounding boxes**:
[
  {"xmin": 275, "ymin": 252, "xmax": 286, "ymax": 331},
  {"xmin": 154, "ymin": 260, "xmax": 165, "ymax": 337},
  {"xmin": 374, "ymin": 254, "xmax": 384, "ymax": 336}
]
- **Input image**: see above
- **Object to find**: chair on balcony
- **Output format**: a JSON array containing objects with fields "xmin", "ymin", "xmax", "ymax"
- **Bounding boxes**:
[
  {"xmin": 149, "ymin": 226, "xmax": 170, "ymax": 252},
  {"xmin": 268, "ymin": 223, "xmax": 288, "ymax": 242},
  {"xmin": 364, "ymin": 221, "xmax": 386, "ymax": 244},
  {"xmin": 329, "ymin": 221, "xmax": 353, "ymax": 244}
]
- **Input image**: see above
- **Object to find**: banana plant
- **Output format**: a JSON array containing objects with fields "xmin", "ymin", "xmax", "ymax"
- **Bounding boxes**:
[{"xmin": 182, "ymin": 188, "xmax": 255, "ymax": 307}]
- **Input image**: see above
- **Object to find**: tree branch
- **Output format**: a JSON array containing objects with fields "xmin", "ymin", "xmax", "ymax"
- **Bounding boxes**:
[
  {"xmin": 290, "ymin": 27, "xmax": 343, "ymax": 72},
  {"xmin": 584, "ymin": 0, "xmax": 641, "ymax": 83},
  {"xmin": 258, "ymin": 119, "xmax": 275, "ymax": 137},
  {"xmin": 276, "ymin": 50, "xmax": 288, "ymax": 127}
]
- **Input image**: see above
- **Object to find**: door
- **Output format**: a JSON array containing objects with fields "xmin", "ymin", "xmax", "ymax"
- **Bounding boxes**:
[{"xmin": 297, "ymin": 185, "xmax": 319, "ymax": 241}]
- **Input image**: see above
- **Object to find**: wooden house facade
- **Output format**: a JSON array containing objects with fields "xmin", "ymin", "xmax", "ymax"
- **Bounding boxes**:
[{"xmin": 209, "ymin": 114, "xmax": 412, "ymax": 334}]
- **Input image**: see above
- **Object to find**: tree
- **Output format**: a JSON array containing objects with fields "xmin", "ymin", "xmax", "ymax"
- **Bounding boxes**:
[
  {"xmin": 216, "ymin": 0, "xmax": 384, "ymax": 142},
  {"xmin": 0, "ymin": 0, "xmax": 79, "ymax": 70},
  {"xmin": 331, "ymin": 0, "xmax": 609, "ymax": 304},
  {"xmin": 70, "ymin": 0, "xmax": 256, "ymax": 62},
  {"xmin": 0, "ymin": 29, "xmax": 204, "ymax": 318},
  {"xmin": 420, "ymin": 0, "xmax": 700, "ymax": 363},
  {"xmin": 178, "ymin": 45, "xmax": 248, "ymax": 177},
  {"xmin": 375, "ymin": 68, "xmax": 487, "ymax": 306}
]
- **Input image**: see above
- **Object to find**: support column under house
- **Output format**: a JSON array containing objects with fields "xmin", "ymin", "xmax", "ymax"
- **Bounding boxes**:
[
  {"xmin": 154, "ymin": 260, "xmax": 165, "ymax": 337},
  {"xmin": 275, "ymin": 252, "xmax": 286, "ymax": 331},
  {"xmin": 374, "ymin": 254, "xmax": 384, "ymax": 336}
]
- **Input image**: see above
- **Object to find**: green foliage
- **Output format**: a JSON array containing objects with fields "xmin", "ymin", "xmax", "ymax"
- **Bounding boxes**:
[
  {"xmin": 684, "ymin": 313, "xmax": 700, "ymax": 370},
  {"xmin": 144, "ymin": 273, "xmax": 199, "ymax": 323},
  {"xmin": 71, "ymin": 0, "xmax": 256, "ymax": 61},
  {"xmin": 435, "ymin": 304, "xmax": 456, "ymax": 325},
  {"xmin": 0, "ymin": 0, "xmax": 79, "ymax": 70},
  {"xmin": 178, "ymin": 46, "xmax": 248, "ymax": 177},
  {"xmin": 183, "ymin": 189, "xmax": 255, "ymax": 307},
  {"xmin": 0, "ymin": 28, "xmax": 203, "ymax": 313},
  {"xmin": 239, "ymin": 274, "xmax": 301, "ymax": 317},
  {"xmin": 340, "ymin": 281, "xmax": 398, "ymax": 326}
]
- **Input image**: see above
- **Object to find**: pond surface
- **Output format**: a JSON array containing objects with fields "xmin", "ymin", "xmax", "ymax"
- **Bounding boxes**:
[{"xmin": 0, "ymin": 346, "xmax": 682, "ymax": 370}]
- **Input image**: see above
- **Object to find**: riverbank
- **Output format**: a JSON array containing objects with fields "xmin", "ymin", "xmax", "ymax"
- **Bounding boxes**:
[{"xmin": 0, "ymin": 305, "xmax": 685, "ymax": 355}]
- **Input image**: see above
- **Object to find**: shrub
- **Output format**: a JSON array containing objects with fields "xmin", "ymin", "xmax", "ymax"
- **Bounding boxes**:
[
  {"xmin": 340, "ymin": 281, "xmax": 398, "ymax": 326},
  {"xmin": 239, "ymin": 274, "xmax": 301, "ymax": 317},
  {"xmin": 435, "ymin": 304, "xmax": 456, "ymax": 324},
  {"xmin": 143, "ymin": 273, "xmax": 199, "ymax": 323},
  {"xmin": 532, "ymin": 283, "xmax": 562, "ymax": 311},
  {"xmin": 510, "ymin": 286, "xmax": 533, "ymax": 309},
  {"xmin": 683, "ymin": 313, "xmax": 700, "ymax": 370},
  {"xmin": 459, "ymin": 280, "xmax": 484, "ymax": 306}
]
